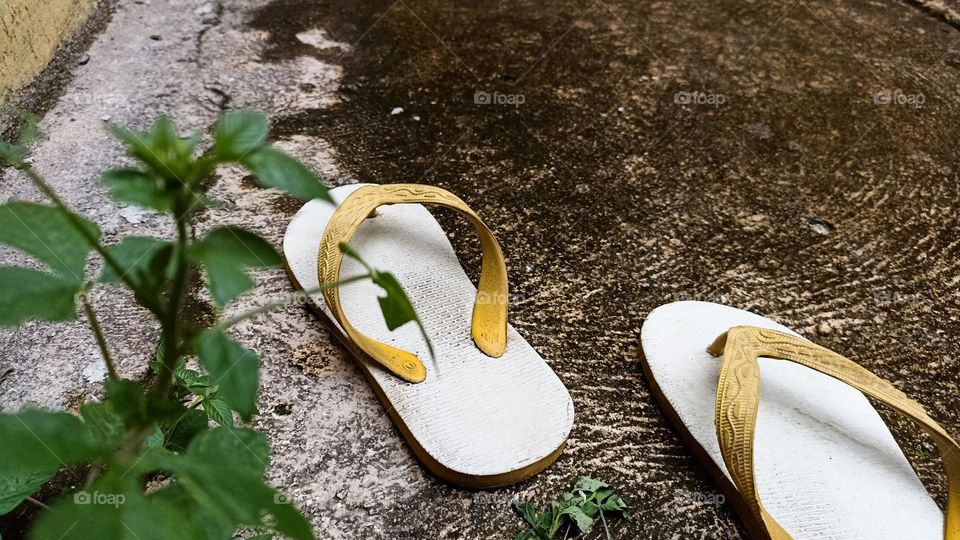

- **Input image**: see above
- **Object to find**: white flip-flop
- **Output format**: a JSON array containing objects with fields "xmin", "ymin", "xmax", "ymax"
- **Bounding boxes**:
[
  {"xmin": 641, "ymin": 301, "xmax": 959, "ymax": 539},
  {"xmin": 283, "ymin": 183, "xmax": 574, "ymax": 488}
]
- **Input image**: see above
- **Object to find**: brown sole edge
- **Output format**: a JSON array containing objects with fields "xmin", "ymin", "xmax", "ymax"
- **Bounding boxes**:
[
  {"xmin": 638, "ymin": 350, "xmax": 770, "ymax": 540},
  {"xmin": 285, "ymin": 263, "xmax": 567, "ymax": 489}
]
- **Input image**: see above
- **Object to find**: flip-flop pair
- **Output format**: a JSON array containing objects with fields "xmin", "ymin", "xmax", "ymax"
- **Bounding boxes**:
[{"xmin": 284, "ymin": 183, "xmax": 958, "ymax": 538}]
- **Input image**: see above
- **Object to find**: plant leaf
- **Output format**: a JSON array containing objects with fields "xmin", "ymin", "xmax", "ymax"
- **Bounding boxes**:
[
  {"xmin": 101, "ymin": 168, "xmax": 175, "ymax": 213},
  {"xmin": 370, "ymin": 271, "xmax": 417, "ymax": 331},
  {"xmin": 190, "ymin": 226, "xmax": 282, "ymax": 306},
  {"xmin": 600, "ymin": 494, "xmax": 628, "ymax": 515},
  {"xmin": 337, "ymin": 242, "xmax": 371, "ymax": 271},
  {"xmin": 202, "ymin": 396, "xmax": 235, "ymax": 428},
  {"xmin": 214, "ymin": 111, "xmax": 269, "ymax": 161},
  {"xmin": 146, "ymin": 426, "xmax": 165, "ymax": 449},
  {"xmin": 0, "ymin": 267, "xmax": 80, "ymax": 325},
  {"xmin": 559, "ymin": 505, "xmax": 593, "ymax": 533},
  {"xmin": 0, "ymin": 409, "xmax": 107, "ymax": 465},
  {"xmin": 0, "ymin": 109, "xmax": 41, "ymax": 166},
  {"xmin": 371, "ymin": 270, "xmax": 434, "ymax": 358},
  {"xmin": 573, "ymin": 477, "xmax": 609, "ymax": 494},
  {"xmin": 108, "ymin": 124, "xmax": 176, "ymax": 182},
  {"xmin": 195, "ymin": 328, "xmax": 260, "ymax": 421},
  {"xmin": 105, "ymin": 378, "xmax": 149, "ymax": 426},
  {"xmin": 149, "ymin": 483, "xmax": 236, "ymax": 540},
  {"xmin": 0, "ymin": 469, "xmax": 53, "ymax": 515},
  {"xmin": 543, "ymin": 501, "xmax": 562, "ymax": 536},
  {"xmin": 79, "ymin": 401, "xmax": 125, "ymax": 450},
  {"xmin": 513, "ymin": 501, "xmax": 540, "ymax": 529},
  {"xmin": 0, "ymin": 409, "xmax": 108, "ymax": 515},
  {"xmin": 579, "ymin": 499, "xmax": 600, "ymax": 518},
  {"xmin": 99, "ymin": 236, "xmax": 174, "ymax": 285},
  {"xmin": 163, "ymin": 408, "xmax": 209, "ymax": 453},
  {"xmin": 188, "ymin": 427, "xmax": 269, "ymax": 476},
  {"xmin": 109, "ymin": 116, "xmax": 201, "ymax": 179},
  {"xmin": 142, "ymin": 428, "xmax": 314, "ymax": 540},
  {"xmin": 30, "ymin": 472, "xmax": 203, "ymax": 540},
  {"xmin": 240, "ymin": 146, "xmax": 332, "ymax": 203},
  {"xmin": 337, "ymin": 244, "xmax": 432, "ymax": 354},
  {"xmin": 0, "ymin": 202, "xmax": 100, "ymax": 281}
]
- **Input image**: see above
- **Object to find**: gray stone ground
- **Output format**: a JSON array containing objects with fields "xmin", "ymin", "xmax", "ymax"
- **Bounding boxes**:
[{"xmin": 2, "ymin": 0, "xmax": 960, "ymax": 538}]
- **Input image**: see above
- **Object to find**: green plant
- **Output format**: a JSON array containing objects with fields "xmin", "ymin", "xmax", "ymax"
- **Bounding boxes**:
[
  {"xmin": 513, "ymin": 477, "xmax": 629, "ymax": 540},
  {"xmin": 0, "ymin": 110, "xmax": 426, "ymax": 538}
]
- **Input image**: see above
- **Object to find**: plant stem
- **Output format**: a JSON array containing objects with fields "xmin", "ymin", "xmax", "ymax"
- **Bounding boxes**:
[
  {"xmin": 116, "ymin": 424, "xmax": 154, "ymax": 467},
  {"xmin": 152, "ymin": 207, "xmax": 190, "ymax": 402},
  {"xmin": 25, "ymin": 497, "xmax": 51, "ymax": 511},
  {"xmin": 217, "ymin": 276, "xmax": 369, "ymax": 330},
  {"xmin": 80, "ymin": 290, "xmax": 119, "ymax": 381},
  {"xmin": 22, "ymin": 166, "xmax": 145, "ymax": 300},
  {"xmin": 599, "ymin": 508, "xmax": 611, "ymax": 540},
  {"xmin": 19, "ymin": 162, "xmax": 164, "ymax": 473}
]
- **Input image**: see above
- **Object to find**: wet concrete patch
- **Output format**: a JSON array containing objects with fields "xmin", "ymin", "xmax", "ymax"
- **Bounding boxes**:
[{"xmin": 247, "ymin": 0, "xmax": 960, "ymax": 536}]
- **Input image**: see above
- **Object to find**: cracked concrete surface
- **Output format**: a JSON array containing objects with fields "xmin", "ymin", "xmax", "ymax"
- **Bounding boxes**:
[{"xmin": 3, "ymin": 0, "xmax": 960, "ymax": 538}]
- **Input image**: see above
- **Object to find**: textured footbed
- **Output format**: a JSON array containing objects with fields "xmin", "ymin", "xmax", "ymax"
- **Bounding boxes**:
[
  {"xmin": 283, "ymin": 184, "xmax": 574, "ymax": 483},
  {"xmin": 641, "ymin": 301, "xmax": 943, "ymax": 539}
]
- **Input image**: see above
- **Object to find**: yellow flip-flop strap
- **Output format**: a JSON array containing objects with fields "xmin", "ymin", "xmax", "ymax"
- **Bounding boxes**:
[
  {"xmin": 316, "ymin": 184, "xmax": 508, "ymax": 384},
  {"xmin": 707, "ymin": 325, "xmax": 960, "ymax": 540}
]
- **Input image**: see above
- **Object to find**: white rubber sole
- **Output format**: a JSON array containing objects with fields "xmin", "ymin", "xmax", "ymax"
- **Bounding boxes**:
[
  {"xmin": 641, "ymin": 301, "xmax": 942, "ymax": 539},
  {"xmin": 283, "ymin": 184, "xmax": 574, "ymax": 487}
]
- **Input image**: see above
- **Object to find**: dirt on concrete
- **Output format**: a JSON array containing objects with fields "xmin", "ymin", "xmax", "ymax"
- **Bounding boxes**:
[
  {"xmin": 1, "ymin": 0, "xmax": 959, "ymax": 538},
  {"xmin": 247, "ymin": 0, "xmax": 960, "ymax": 537}
]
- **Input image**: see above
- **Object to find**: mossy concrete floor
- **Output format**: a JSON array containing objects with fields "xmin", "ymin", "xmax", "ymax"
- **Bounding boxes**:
[{"xmin": 2, "ymin": 0, "xmax": 960, "ymax": 538}]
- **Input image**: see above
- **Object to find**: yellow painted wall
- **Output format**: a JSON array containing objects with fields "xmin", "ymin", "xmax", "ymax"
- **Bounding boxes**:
[{"xmin": 0, "ymin": 0, "xmax": 97, "ymax": 100}]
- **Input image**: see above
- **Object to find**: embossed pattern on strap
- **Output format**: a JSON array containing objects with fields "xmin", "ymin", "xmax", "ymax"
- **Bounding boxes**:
[
  {"xmin": 707, "ymin": 325, "xmax": 960, "ymax": 540},
  {"xmin": 316, "ymin": 184, "xmax": 509, "ymax": 383}
]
